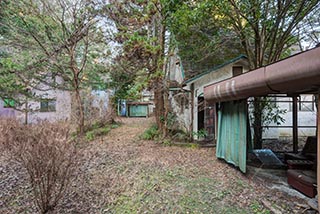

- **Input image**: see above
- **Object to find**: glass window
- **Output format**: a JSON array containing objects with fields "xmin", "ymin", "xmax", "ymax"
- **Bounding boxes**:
[
  {"xmin": 289, "ymin": 95, "xmax": 315, "ymax": 112},
  {"xmin": 299, "ymin": 95, "xmax": 315, "ymax": 111},
  {"xmin": 40, "ymin": 99, "xmax": 56, "ymax": 112}
]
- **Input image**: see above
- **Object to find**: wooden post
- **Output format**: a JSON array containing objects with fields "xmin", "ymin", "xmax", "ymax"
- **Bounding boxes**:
[
  {"xmin": 292, "ymin": 96, "xmax": 298, "ymax": 153},
  {"xmin": 317, "ymin": 94, "xmax": 320, "ymax": 208},
  {"xmin": 190, "ymin": 83, "xmax": 194, "ymax": 140}
]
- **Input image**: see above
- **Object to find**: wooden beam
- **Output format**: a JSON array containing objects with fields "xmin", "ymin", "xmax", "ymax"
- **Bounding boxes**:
[{"xmin": 292, "ymin": 96, "xmax": 298, "ymax": 153}]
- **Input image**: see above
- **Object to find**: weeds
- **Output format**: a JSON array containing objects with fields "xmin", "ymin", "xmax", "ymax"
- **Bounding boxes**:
[
  {"xmin": 250, "ymin": 201, "xmax": 271, "ymax": 214},
  {"xmin": 140, "ymin": 124, "xmax": 159, "ymax": 140},
  {"xmin": 192, "ymin": 129, "xmax": 208, "ymax": 139},
  {"xmin": 85, "ymin": 122, "xmax": 120, "ymax": 141}
]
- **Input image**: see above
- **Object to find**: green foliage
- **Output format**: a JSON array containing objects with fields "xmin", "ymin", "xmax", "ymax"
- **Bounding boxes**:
[
  {"xmin": 140, "ymin": 124, "xmax": 160, "ymax": 140},
  {"xmin": 85, "ymin": 130, "xmax": 95, "ymax": 141},
  {"xmin": 85, "ymin": 121, "xmax": 120, "ymax": 141},
  {"xmin": 0, "ymin": 0, "xmax": 108, "ymax": 105},
  {"xmin": 192, "ymin": 129, "xmax": 208, "ymax": 139},
  {"xmin": 249, "ymin": 97, "xmax": 286, "ymax": 132},
  {"xmin": 162, "ymin": 139, "xmax": 172, "ymax": 146},
  {"xmin": 166, "ymin": 0, "xmax": 242, "ymax": 76},
  {"xmin": 250, "ymin": 201, "xmax": 271, "ymax": 214},
  {"xmin": 85, "ymin": 123, "xmax": 120, "ymax": 141}
]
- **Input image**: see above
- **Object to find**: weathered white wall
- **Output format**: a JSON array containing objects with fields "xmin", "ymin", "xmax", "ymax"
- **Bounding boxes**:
[
  {"xmin": 168, "ymin": 57, "xmax": 250, "ymax": 136},
  {"xmin": 169, "ymin": 90, "xmax": 192, "ymax": 133},
  {"xmin": 168, "ymin": 50, "xmax": 184, "ymax": 84},
  {"xmin": 191, "ymin": 61, "xmax": 249, "ymax": 134},
  {"xmin": 15, "ymin": 89, "xmax": 72, "ymax": 124}
]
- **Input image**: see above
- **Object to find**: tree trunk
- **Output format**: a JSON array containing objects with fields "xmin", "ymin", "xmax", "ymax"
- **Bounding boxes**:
[
  {"xmin": 154, "ymin": 80, "xmax": 165, "ymax": 133},
  {"xmin": 75, "ymin": 88, "xmax": 85, "ymax": 135},
  {"xmin": 70, "ymin": 46, "xmax": 85, "ymax": 136},
  {"xmin": 24, "ymin": 96, "xmax": 28, "ymax": 125},
  {"xmin": 152, "ymin": 7, "xmax": 168, "ymax": 137}
]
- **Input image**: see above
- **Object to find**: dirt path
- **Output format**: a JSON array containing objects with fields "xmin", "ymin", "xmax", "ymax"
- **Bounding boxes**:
[{"xmin": 0, "ymin": 117, "xmax": 313, "ymax": 213}]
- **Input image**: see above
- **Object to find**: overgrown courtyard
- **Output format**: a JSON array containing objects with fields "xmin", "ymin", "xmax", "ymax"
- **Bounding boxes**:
[{"xmin": 0, "ymin": 117, "xmax": 310, "ymax": 214}]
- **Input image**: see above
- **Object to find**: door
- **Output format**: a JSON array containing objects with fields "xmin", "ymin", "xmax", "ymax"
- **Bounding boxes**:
[{"xmin": 204, "ymin": 102, "xmax": 215, "ymax": 140}]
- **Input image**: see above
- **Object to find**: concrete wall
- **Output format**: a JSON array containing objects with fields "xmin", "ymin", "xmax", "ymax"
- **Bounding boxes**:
[
  {"xmin": 1, "ymin": 89, "xmax": 111, "ymax": 124},
  {"xmin": 16, "ymin": 89, "xmax": 72, "ymax": 124},
  {"xmin": 169, "ymin": 90, "xmax": 192, "ymax": 132},
  {"xmin": 190, "ymin": 60, "xmax": 249, "ymax": 134},
  {"xmin": 168, "ymin": 50, "xmax": 184, "ymax": 84}
]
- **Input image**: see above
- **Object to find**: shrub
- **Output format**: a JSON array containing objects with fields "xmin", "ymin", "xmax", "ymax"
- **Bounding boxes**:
[
  {"xmin": 140, "ymin": 124, "xmax": 159, "ymax": 140},
  {"xmin": 0, "ymin": 118, "xmax": 79, "ymax": 214},
  {"xmin": 85, "ymin": 123, "xmax": 118, "ymax": 141}
]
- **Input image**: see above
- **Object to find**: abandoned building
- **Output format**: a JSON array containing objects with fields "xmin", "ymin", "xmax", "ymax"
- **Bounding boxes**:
[
  {"xmin": 168, "ymin": 55, "xmax": 250, "ymax": 140},
  {"xmin": 203, "ymin": 46, "xmax": 320, "ymax": 199},
  {"xmin": 0, "ymin": 76, "xmax": 111, "ymax": 124}
]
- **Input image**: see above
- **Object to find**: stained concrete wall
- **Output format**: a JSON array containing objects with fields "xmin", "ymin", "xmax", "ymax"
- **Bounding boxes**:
[
  {"xmin": 1, "ymin": 89, "xmax": 111, "ymax": 124},
  {"xmin": 169, "ymin": 58, "xmax": 250, "ymax": 136},
  {"xmin": 169, "ymin": 90, "xmax": 192, "ymax": 133},
  {"xmin": 190, "ymin": 60, "xmax": 249, "ymax": 134}
]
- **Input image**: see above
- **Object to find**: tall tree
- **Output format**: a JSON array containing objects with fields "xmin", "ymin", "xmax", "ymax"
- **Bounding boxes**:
[
  {"xmin": 217, "ymin": 0, "xmax": 320, "ymax": 148},
  {"xmin": 167, "ymin": 1, "xmax": 243, "ymax": 77},
  {"xmin": 0, "ymin": 0, "xmax": 107, "ymax": 133},
  {"xmin": 168, "ymin": 0, "xmax": 320, "ymax": 147},
  {"xmin": 104, "ymin": 0, "xmax": 171, "ymax": 134}
]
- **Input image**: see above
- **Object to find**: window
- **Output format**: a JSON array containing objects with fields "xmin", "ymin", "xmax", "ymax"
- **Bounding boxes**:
[
  {"xmin": 3, "ymin": 98, "xmax": 15, "ymax": 108},
  {"xmin": 232, "ymin": 66, "xmax": 243, "ymax": 77},
  {"xmin": 299, "ymin": 95, "xmax": 315, "ymax": 111},
  {"xmin": 289, "ymin": 95, "xmax": 315, "ymax": 112},
  {"xmin": 40, "ymin": 99, "xmax": 56, "ymax": 112}
]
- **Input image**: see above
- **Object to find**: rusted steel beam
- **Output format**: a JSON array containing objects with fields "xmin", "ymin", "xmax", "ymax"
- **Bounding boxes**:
[{"xmin": 204, "ymin": 47, "xmax": 320, "ymax": 102}]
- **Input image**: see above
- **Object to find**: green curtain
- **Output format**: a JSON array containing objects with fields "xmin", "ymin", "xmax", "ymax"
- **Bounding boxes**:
[{"xmin": 216, "ymin": 100, "xmax": 247, "ymax": 173}]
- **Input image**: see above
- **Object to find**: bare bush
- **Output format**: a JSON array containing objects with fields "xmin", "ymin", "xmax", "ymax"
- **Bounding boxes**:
[
  {"xmin": 83, "ymin": 100, "xmax": 118, "ymax": 132},
  {"xmin": 0, "ymin": 118, "xmax": 79, "ymax": 214}
]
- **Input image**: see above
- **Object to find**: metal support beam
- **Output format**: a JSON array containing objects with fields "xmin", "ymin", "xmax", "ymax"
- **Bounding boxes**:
[{"xmin": 292, "ymin": 96, "xmax": 298, "ymax": 153}]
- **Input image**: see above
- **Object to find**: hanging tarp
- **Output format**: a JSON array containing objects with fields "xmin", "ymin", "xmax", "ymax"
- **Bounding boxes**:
[{"xmin": 216, "ymin": 100, "xmax": 247, "ymax": 173}]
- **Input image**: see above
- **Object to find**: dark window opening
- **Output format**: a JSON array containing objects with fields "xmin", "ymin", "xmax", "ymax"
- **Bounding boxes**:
[
  {"xmin": 40, "ymin": 99, "xmax": 56, "ymax": 112},
  {"xmin": 232, "ymin": 66, "xmax": 243, "ymax": 77}
]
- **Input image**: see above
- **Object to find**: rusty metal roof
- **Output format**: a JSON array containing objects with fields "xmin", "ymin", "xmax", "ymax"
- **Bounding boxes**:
[{"xmin": 204, "ymin": 47, "xmax": 320, "ymax": 102}]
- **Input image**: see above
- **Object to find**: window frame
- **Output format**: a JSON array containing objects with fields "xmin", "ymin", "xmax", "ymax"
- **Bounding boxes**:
[{"xmin": 40, "ymin": 99, "xmax": 56, "ymax": 112}]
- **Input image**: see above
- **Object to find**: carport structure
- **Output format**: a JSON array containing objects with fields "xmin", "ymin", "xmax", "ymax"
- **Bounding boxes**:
[{"xmin": 204, "ymin": 46, "xmax": 320, "ymax": 202}]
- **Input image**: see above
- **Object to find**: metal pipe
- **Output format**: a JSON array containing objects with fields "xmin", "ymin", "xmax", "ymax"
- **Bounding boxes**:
[{"xmin": 204, "ymin": 47, "xmax": 320, "ymax": 102}]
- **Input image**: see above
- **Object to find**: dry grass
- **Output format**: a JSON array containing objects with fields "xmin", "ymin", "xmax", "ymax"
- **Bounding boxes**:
[{"xmin": 0, "ymin": 117, "xmax": 310, "ymax": 213}]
